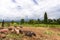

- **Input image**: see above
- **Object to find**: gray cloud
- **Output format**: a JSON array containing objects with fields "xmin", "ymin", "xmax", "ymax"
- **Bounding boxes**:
[
  {"xmin": 12, "ymin": 0, "xmax": 16, "ymax": 3},
  {"xmin": 32, "ymin": 0, "xmax": 38, "ymax": 5}
]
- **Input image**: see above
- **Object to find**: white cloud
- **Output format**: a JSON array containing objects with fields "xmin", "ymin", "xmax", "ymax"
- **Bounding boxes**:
[{"xmin": 0, "ymin": 0, "xmax": 60, "ymax": 20}]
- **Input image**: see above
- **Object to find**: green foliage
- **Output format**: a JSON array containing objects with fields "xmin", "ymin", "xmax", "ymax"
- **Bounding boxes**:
[
  {"xmin": 11, "ymin": 20, "xmax": 15, "ymax": 24},
  {"xmin": 57, "ymin": 18, "xmax": 60, "ymax": 24},
  {"xmin": 2, "ymin": 20, "xmax": 4, "ymax": 27},
  {"xmin": 48, "ymin": 19, "xmax": 53, "ymax": 23},
  {"xmin": 57, "ymin": 33, "xmax": 60, "ymax": 36},
  {"xmin": 1, "ymin": 12, "xmax": 60, "ymax": 27},
  {"xmin": 37, "ymin": 19, "xmax": 41, "ymax": 24},
  {"xmin": 20, "ymin": 19, "xmax": 25, "ymax": 24},
  {"xmin": 21, "ymin": 24, "xmax": 60, "ymax": 28},
  {"xmin": 6, "ymin": 33, "xmax": 23, "ymax": 40},
  {"xmin": 44, "ymin": 12, "xmax": 48, "ymax": 23},
  {"xmin": 6, "ymin": 22, "xmax": 10, "ymax": 27},
  {"xmin": 44, "ymin": 30, "xmax": 53, "ymax": 35},
  {"xmin": 13, "ymin": 23, "xmax": 17, "ymax": 27},
  {"xmin": 28, "ymin": 19, "xmax": 35, "ymax": 24}
]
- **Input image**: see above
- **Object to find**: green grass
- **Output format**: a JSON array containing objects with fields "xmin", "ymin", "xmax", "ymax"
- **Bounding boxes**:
[
  {"xmin": 57, "ymin": 33, "xmax": 60, "ymax": 36},
  {"xmin": 44, "ymin": 30, "xmax": 53, "ymax": 35},
  {"xmin": 0, "ymin": 22, "xmax": 60, "ymax": 28},
  {"xmin": 20, "ymin": 23, "xmax": 60, "ymax": 28},
  {"xmin": 6, "ymin": 33, "xmax": 23, "ymax": 40}
]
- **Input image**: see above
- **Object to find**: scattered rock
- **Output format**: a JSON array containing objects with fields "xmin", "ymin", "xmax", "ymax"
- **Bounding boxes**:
[
  {"xmin": 10, "ymin": 28, "xmax": 15, "ymax": 33},
  {"xmin": 16, "ymin": 27, "xmax": 20, "ymax": 29},
  {"xmin": 24, "ymin": 31, "xmax": 36, "ymax": 37},
  {"xmin": 19, "ymin": 30, "xmax": 23, "ymax": 34},
  {"xmin": 8, "ymin": 27, "xmax": 15, "ymax": 33},
  {"xmin": 0, "ymin": 34, "xmax": 6, "ymax": 38},
  {"xmin": 14, "ymin": 28, "xmax": 19, "ymax": 34},
  {"xmin": 31, "ymin": 32, "xmax": 36, "ymax": 36},
  {"xmin": 0, "ymin": 27, "xmax": 36, "ymax": 38},
  {"xmin": 25, "ymin": 31, "xmax": 33, "ymax": 37},
  {"xmin": 0, "ymin": 29, "xmax": 9, "ymax": 34},
  {"xmin": 8, "ymin": 27, "xmax": 13, "ymax": 31}
]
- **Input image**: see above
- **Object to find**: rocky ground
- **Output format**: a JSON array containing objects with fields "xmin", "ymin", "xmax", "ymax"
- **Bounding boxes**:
[{"xmin": 0, "ymin": 26, "xmax": 60, "ymax": 40}]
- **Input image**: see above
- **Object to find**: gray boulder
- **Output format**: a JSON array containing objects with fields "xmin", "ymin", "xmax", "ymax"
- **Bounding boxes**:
[
  {"xmin": 0, "ymin": 29, "xmax": 9, "ymax": 34},
  {"xmin": 24, "ymin": 31, "xmax": 36, "ymax": 37}
]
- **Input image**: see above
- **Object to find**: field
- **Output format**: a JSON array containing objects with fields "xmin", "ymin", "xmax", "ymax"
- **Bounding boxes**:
[
  {"xmin": 20, "ymin": 27, "xmax": 60, "ymax": 40},
  {"xmin": 0, "ymin": 24, "xmax": 60, "ymax": 40},
  {"xmin": 0, "ymin": 22, "xmax": 60, "ymax": 40}
]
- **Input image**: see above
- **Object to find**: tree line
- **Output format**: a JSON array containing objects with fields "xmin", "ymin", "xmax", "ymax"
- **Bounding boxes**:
[
  {"xmin": 20, "ymin": 12, "xmax": 60, "ymax": 24},
  {"xmin": 1, "ymin": 12, "xmax": 60, "ymax": 27}
]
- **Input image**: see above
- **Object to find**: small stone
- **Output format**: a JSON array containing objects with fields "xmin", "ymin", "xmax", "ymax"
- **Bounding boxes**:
[
  {"xmin": 8, "ymin": 27, "xmax": 12, "ymax": 30},
  {"xmin": 31, "ymin": 32, "xmax": 36, "ymax": 36},
  {"xmin": 19, "ymin": 30, "xmax": 23, "ymax": 34},
  {"xmin": 0, "ymin": 34, "xmax": 6, "ymax": 38},
  {"xmin": 16, "ymin": 27, "xmax": 20, "ymax": 29},
  {"xmin": 14, "ymin": 28, "xmax": 19, "ymax": 34},
  {"xmin": 25, "ymin": 31, "xmax": 32, "ymax": 37},
  {"xmin": 11, "ymin": 28, "xmax": 15, "ymax": 33},
  {"xmin": 24, "ymin": 31, "xmax": 36, "ymax": 37},
  {"xmin": 0, "ymin": 29, "xmax": 8, "ymax": 34}
]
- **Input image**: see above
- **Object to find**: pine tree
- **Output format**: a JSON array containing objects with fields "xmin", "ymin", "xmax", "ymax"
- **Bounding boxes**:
[
  {"xmin": 2, "ymin": 20, "xmax": 4, "ymax": 27},
  {"xmin": 44, "ymin": 12, "xmax": 48, "ymax": 23},
  {"xmin": 37, "ymin": 19, "xmax": 41, "ymax": 24}
]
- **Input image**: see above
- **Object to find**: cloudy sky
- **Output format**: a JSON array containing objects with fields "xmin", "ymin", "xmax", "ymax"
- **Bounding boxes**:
[{"xmin": 0, "ymin": 0, "xmax": 60, "ymax": 20}]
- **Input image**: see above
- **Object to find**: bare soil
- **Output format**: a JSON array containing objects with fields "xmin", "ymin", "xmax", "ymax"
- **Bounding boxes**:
[{"xmin": 21, "ymin": 27, "xmax": 60, "ymax": 40}]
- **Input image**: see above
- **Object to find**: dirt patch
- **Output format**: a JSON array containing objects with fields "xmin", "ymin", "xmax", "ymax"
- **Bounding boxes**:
[
  {"xmin": 18, "ymin": 27, "xmax": 60, "ymax": 40},
  {"xmin": 49, "ymin": 28, "xmax": 60, "ymax": 32}
]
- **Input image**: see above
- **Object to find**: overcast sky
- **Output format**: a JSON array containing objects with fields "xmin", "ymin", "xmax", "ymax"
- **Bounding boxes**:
[{"xmin": 0, "ymin": 0, "xmax": 60, "ymax": 20}]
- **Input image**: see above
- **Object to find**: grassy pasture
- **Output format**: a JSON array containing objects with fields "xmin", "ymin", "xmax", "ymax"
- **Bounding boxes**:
[
  {"xmin": 20, "ymin": 23, "xmax": 60, "ymax": 28},
  {"xmin": 0, "ymin": 22, "xmax": 60, "ymax": 28}
]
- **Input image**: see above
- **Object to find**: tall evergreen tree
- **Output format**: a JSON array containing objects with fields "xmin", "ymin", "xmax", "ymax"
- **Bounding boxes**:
[
  {"xmin": 37, "ymin": 19, "xmax": 41, "ymax": 24},
  {"xmin": 44, "ymin": 12, "xmax": 48, "ymax": 23},
  {"xmin": 2, "ymin": 20, "xmax": 4, "ymax": 27}
]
